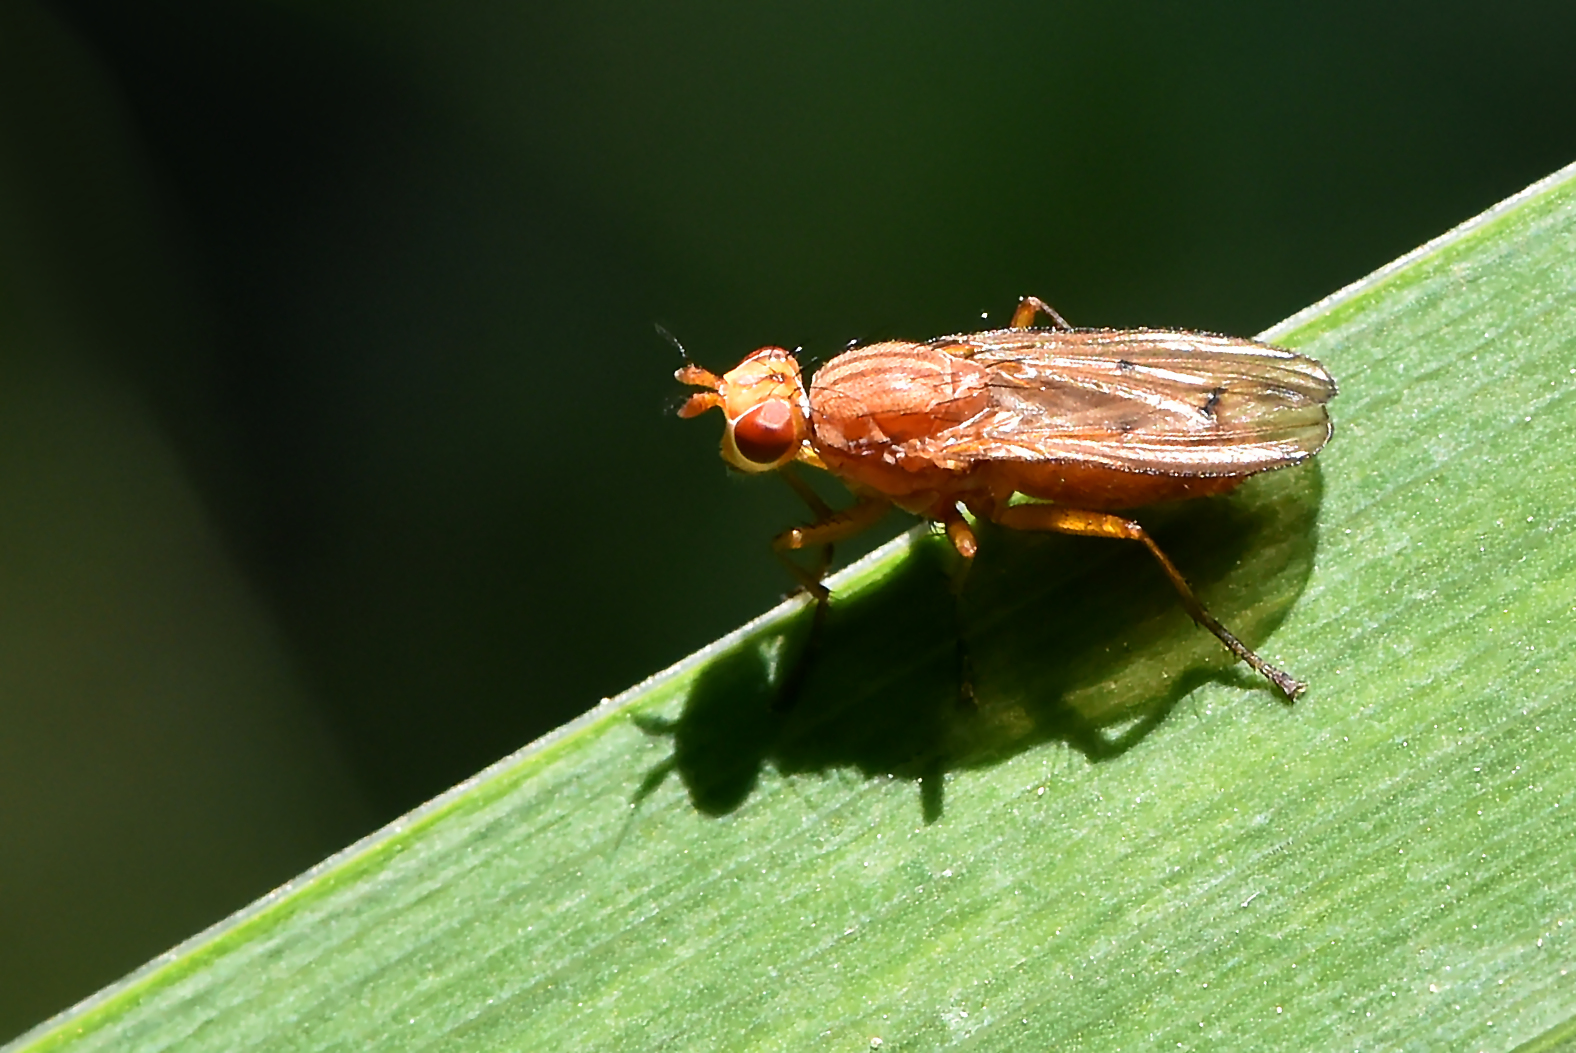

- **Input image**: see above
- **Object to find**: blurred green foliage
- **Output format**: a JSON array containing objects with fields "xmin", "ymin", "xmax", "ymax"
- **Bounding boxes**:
[{"xmin": 4, "ymin": 0, "xmax": 1576, "ymax": 1039}]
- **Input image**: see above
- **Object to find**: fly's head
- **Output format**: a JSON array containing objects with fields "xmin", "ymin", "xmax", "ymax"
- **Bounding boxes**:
[{"xmin": 676, "ymin": 346, "xmax": 810, "ymax": 473}]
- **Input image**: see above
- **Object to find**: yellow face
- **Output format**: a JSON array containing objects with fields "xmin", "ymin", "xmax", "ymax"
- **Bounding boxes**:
[{"xmin": 676, "ymin": 347, "xmax": 811, "ymax": 473}]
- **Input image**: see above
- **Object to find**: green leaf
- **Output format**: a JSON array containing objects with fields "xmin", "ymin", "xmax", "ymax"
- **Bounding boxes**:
[{"xmin": 11, "ymin": 162, "xmax": 1576, "ymax": 1053}]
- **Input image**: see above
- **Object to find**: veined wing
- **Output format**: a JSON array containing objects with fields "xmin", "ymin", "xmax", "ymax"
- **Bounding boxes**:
[{"xmin": 908, "ymin": 328, "xmax": 1337, "ymax": 476}]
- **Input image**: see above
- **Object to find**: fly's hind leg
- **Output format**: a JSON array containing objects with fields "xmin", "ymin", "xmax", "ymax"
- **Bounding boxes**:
[
  {"xmin": 1010, "ymin": 295, "xmax": 1074, "ymax": 330},
  {"xmin": 990, "ymin": 503, "xmax": 1306, "ymax": 700},
  {"xmin": 768, "ymin": 476, "xmax": 890, "ymax": 709}
]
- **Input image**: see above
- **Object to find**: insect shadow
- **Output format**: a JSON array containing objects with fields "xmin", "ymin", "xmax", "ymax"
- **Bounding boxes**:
[{"xmin": 634, "ymin": 465, "xmax": 1324, "ymax": 823}]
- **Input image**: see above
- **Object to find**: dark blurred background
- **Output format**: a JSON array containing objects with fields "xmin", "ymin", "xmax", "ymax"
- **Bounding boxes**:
[{"xmin": 2, "ymin": 0, "xmax": 1573, "ymax": 1039}]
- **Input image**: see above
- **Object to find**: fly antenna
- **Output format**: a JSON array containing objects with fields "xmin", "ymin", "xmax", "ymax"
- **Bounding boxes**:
[
  {"xmin": 661, "ymin": 322, "xmax": 722, "ymax": 399},
  {"xmin": 654, "ymin": 323, "xmax": 690, "ymax": 363}
]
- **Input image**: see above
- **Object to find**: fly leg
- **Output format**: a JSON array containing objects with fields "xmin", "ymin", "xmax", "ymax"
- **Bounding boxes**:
[
  {"xmin": 1010, "ymin": 295, "xmax": 1074, "ymax": 330},
  {"xmin": 768, "ymin": 481, "xmax": 890, "ymax": 709},
  {"xmin": 770, "ymin": 492, "xmax": 889, "ymax": 597},
  {"xmin": 775, "ymin": 466, "xmax": 839, "ymax": 596},
  {"xmin": 933, "ymin": 501, "xmax": 980, "ymax": 705},
  {"xmin": 990, "ymin": 503, "xmax": 1306, "ymax": 700}
]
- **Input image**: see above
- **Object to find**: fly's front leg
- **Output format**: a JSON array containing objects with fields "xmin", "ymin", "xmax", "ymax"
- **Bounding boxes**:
[
  {"xmin": 991, "ymin": 503, "xmax": 1306, "ymax": 700},
  {"xmin": 772, "ymin": 493, "xmax": 891, "ymax": 598},
  {"xmin": 767, "ymin": 489, "xmax": 891, "ymax": 709},
  {"xmin": 1010, "ymin": 295, "xmax": 1073, "ymax": 330},
  {"xmin": 775, "ymin": 467, "xmax": 838, "ymax": 598}
]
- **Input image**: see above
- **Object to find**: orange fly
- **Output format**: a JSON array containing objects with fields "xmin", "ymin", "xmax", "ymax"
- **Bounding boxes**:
[{"xmin": 676, "ymin": 296, "xmax": 1336, "ymax": 699}]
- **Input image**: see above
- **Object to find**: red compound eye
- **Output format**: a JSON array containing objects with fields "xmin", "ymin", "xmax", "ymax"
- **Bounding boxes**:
[{"xmin": 732, "ymin": 399, "xmax": 797, "ymax": 465}]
